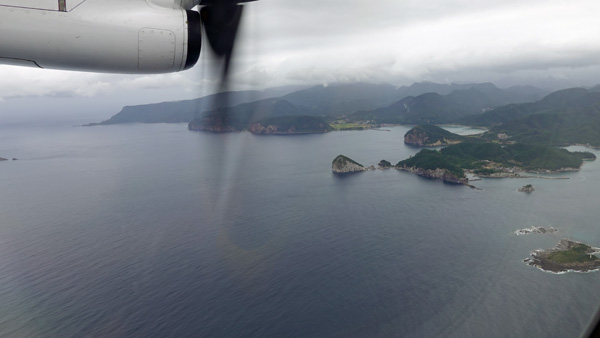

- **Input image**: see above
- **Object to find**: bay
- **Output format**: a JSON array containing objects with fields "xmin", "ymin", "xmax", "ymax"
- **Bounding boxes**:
[{"xmin": 0, "ymin": 123, "xmax": 599, "ymax": 337}]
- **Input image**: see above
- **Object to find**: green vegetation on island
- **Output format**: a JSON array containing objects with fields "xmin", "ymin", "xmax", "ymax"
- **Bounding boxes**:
[
  {"xmin": 397, "ymin": 149, "xmax": 466, "ymax": 178},
  {"xmin": 444, "ymin": 142, "xmax": 594, "ymax": 171},
  {"xmin": 547, "ymin": 243, "xmax": 598, "ymax": 264}
]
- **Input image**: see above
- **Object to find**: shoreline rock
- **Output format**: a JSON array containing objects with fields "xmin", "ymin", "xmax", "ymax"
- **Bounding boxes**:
[
  {"xmin": 397, "ymin": 166, "xmax": 468, "ymax": 185},
  {"xmin": 515, "ymin": 226, "xmax": 557, "ymax": 235}
]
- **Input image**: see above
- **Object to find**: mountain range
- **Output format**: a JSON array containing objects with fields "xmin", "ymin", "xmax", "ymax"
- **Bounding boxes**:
[
  {"xmin": 86, "ymin": 85, "xmax": 307, "ymax": 125},
  {"xmin": 346, "ymin": 83, "xmax": 545, "ymax": 124},
  {"xmin": 91, "ymin": 82, "xmax": 547, "ymax": 127},
  {"xmin": 478, "ymin": 87, "xmax": 600, "ymax": 146},
  {"xmin": 463, "ymin": 87, "xmax": 600, "ymax": 125},
  {"xmin": 87, "ymin": 81, "xmax": 600, "ymax": 146}
]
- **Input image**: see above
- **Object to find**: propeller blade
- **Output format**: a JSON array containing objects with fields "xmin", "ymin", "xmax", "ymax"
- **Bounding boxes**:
[
  {"xmin": 196, "ymin": 0, "xmax": 256, "ymax": 133},
  {"xmin": 201, "ymin": 3, "xmax": 244, "ymax": 83}
]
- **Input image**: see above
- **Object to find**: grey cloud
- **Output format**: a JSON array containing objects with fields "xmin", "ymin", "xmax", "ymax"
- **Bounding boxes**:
[
  {"xmin": 232, "ymin": 0, "xmax": 600, "ymax": 90},
  {"xmin": 2, "ymin": 0, "xmax": 600, "ymax": 102}
]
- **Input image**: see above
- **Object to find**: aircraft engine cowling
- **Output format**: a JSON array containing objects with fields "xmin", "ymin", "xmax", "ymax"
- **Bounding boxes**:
[{"xmin": 0, "ymin": 0, "xmax": 202, "ymax": 73}]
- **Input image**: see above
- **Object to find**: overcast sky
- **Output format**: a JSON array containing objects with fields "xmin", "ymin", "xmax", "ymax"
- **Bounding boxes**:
[{"xmin": 1, "ymin": 0, "xmax": 600, "ymax": 118}]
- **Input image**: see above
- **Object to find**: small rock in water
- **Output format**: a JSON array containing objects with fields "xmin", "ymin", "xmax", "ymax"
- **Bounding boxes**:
[
  {"xmin": 518, "ymin": 184, "xmax": 535, "ymax": 192},
  {"xmin": 515, "ymin": 226, "xmax": 557, "ymax": 235}
]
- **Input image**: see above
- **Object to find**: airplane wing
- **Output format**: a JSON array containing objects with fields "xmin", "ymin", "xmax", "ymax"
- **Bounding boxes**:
[{"xmin": 0, "ymin": 0, "xmax": 200, "ymax": 73}]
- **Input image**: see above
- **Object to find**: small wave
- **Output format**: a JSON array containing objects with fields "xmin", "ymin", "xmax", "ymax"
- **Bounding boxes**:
[{"xmin": 528, "ymin": 264, "xmax": 600, "ymax": 275}]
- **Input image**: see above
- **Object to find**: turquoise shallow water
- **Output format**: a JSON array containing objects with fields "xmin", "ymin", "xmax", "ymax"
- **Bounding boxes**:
[{"xmin": 0, "ymin": 123, "xmax": 599, "ymax": 337}]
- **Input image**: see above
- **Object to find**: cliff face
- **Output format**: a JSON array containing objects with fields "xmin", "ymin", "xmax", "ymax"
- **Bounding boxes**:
[{"xmin": 332, "ymin": 155, "xmax": 366, "ymax": 174}]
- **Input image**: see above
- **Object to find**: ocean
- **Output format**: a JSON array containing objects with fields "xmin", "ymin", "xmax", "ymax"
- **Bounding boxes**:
[{"xmin": 1, "ymin": 122, "xmax": 599, "ymax": 337}]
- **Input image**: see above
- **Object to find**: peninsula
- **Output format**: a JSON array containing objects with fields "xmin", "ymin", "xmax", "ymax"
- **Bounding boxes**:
[{"xmin": 524, "ymin": 239, "xmax": 600, "ymax": 273}]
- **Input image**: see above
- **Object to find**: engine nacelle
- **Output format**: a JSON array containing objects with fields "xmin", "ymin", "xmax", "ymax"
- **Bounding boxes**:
[{"xmin": 0, "ymin": 0, "xmax": 202, "ymax": 73}]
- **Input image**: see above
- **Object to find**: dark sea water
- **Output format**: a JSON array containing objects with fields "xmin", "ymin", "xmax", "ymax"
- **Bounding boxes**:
[{"xmin": 1, "ymin": 123, "xmax": 600, "ymax": 338}]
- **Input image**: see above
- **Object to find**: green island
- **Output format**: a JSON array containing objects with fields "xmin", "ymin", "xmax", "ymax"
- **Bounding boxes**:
[
  {"xmin": 524, "ymin": 239, "xmax": 600, "ymax": 273},
  {"xmin": 404, "ymin": 124, "xmax": 468, "ymax": 146},
  {"xmin": 378, "ymin": 160, "xmax": 392, "ymax": 168},
  {"xmin": 392, "ymin": 125, "xmax": 596, "ymax": 185},
  {"xmin": 332, "ymin": 155, "xmax": 367, "ymax": 174}
]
